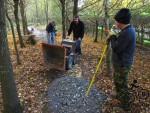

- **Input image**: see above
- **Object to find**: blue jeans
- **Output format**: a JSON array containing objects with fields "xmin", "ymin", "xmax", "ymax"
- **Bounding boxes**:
[
  {"xmin": 48, "ymin": 32, "xmax": 55, "ymax": 44},
  {"xmin": 75, "ymin": 39, "xmax": 82, "ymax": 54},
  {"xmin": 68, "ymin": 53, "xmax": 75, "ymax": 69}
]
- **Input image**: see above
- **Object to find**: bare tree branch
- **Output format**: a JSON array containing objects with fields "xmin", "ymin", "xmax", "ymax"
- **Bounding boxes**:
[{"xmin": 79, "ymin": 0, "xmax": 102, "ymax": 12}]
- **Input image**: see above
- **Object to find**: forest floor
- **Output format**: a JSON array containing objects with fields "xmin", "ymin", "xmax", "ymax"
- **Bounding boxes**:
[{"xmin": 0, "ymin": 34, "xmax": 150, "ymax": 113}]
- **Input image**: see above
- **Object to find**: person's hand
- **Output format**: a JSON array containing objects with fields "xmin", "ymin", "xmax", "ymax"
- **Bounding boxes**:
[
  {"xmin": 66, "ymin": 34, "xmax": 70, "ymax": 39},
  {"xmin": 66, "ymin": 36, "xmax": 70, "ymax": 39},
  {"xmin": 106, "ymin": 35, "xmax": 117, "ymax": 44},
  {"xmin": 109, "ymin": 30, "xmax": 115, "ymax": 36},
  {"xmin": 106, "ymin": 37, "xmax": 111, "ymax": 45},
  {"xmin": 78, "ymin": 37, "xmax": 81, "ymax": 40}
]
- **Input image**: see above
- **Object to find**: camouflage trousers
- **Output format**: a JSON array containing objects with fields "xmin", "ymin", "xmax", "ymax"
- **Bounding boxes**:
[{"xmin": 113, "ymin": 66, "xmax": 131, "ymax": 108}]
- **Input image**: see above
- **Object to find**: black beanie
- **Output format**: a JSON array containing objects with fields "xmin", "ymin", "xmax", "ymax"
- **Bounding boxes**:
[{"xmin": 114, "ymin": 8, "xmax": 131, "ymax": 24}]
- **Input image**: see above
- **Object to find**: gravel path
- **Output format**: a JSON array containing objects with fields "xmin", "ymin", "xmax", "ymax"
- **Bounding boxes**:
[{"xmin": 48, "ymin": 76, "xmax": 107, "ymax": 113}]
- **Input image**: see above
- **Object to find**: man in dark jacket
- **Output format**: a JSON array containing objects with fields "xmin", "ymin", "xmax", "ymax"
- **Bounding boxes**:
[
  {"xmin": 46, "ymin": 21, "xmax": 56, "ymax": 44},
  {"xmin": 107, "ymin": 8, "xmax": 136, "ymax": 111},
  {"xmin": 68, "ymin": 16, "xmax": 84, "ymax": 55}
]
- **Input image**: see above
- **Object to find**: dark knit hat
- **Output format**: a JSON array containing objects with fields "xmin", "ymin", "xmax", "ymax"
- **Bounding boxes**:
[{"xmin": 114, "ymin": 8, "xmax": 131, "ymax": 24}]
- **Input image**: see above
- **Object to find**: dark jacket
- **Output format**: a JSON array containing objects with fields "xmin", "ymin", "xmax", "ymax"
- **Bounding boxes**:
[
  {"xmin": 46, "ymin": 23, "xmax": 55, "ymax": 33},
  {"xmin": 110, "ymin": 25, "xmax": 136, "ymax": 67},
  {"xmin": 68, "ymin": 20, "xmax": 84, "ymax": 40}
]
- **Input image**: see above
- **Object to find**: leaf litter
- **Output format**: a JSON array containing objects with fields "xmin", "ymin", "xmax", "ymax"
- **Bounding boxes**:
[{"xmin": 0, "ymin": 35, "xmax": 149, "ymax": 113}]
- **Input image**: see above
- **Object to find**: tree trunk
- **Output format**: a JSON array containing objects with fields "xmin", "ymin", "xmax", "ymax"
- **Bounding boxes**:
[
  {"xmin": 44, "ymin": 0, "xmax": 49, "ymax": 25},
  {"xmin": 137, "ymin": 27, "xmax": 140, "ymax": 42},
  {"xmin": 104, "ymin": 0, "xmax": 112, "ymax": 76},
  {"xmin": 141, "ymin": 25, "xmax": 144, "ymax": 45},
  {"xmin": 92, "ymin": 25, "xmax": 95, "ymax": 37},
  {"xmin": 73, "ymin": 0, "xmax": 78, "ymax": 18},
  {"xmin": 94, "ymin": 20, "xmax": 98, "ymax": 42},
  {"xmin": 14, "ymin": 0, "xmax": 25, "ymax": 48},
  {"xmin": 65, "ymin": 1, "xmax": 70, "ymax": 32},
  {"xmin": 6, "ymin": 10, "xmax": 21, "ymax": 65},
  {"xmin": 19, "ymin": 0, "xmax": 28, "ymax": 35},
  {"xmin": 104, "ymin": 0, "xmax": 109, "ymax": 37},
  {"xmin": 0, "ymin": 0, "xmax": 22, "ymax": 112},
  {"xmin": 60, "ymin": 0, "xmax": 66, "ymax": 39},
  {"xmin": 101, "ymin": 25, "xmax": 104, "ymax": 40},
  {"xmin": 35, "ymin": 0, "xmax": 39, "ymax": 25}
]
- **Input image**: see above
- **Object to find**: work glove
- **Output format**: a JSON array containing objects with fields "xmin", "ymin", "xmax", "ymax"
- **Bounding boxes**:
[{"xmin": 106, "ymin": 34, "xmax": 117, "ymax": 45}]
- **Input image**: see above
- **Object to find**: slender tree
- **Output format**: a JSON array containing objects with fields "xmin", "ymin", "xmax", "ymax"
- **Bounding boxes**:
[
  {"xmin": 94, "ymin": 19, "xmax": 98, "ymax": 42},
  {"xmin": 65, "ymin": 0, "xmax": 71, "ymax": 31},
  {"xmin": 19, "ymin": 0, "xmax": 28, "ymax": 35},
  {"xmin": 73, "ymin": 0, "xmax": 78, "ymax": 17},
  {"xmin": 44, "ymin": 0, "xmax": 49, "ymax": 25},
  {"xmin": 140, "ymin": 24, "xmax": 144, "ymax": 45},
  {"xmin": 104, "ymin": 0, "xmax": 112, "ymax": 76},
  {"xmin": 0, "ymin": 0, "xmax": 22, "ymax": 112},
  {"xmin": 6, "ymin": 10, "xmax": 21, "ymax": 65},
  {"xmin": 13, "ymin": 0, "xmax": 25, "ymax": 48},
  {"xmin": 35, "ymin": 0, "xmax": 39, "ymax": 24},
  {"xmin": 59, "ymin": 0, "xmax": 66, "ymax": 39}
]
